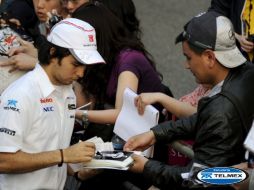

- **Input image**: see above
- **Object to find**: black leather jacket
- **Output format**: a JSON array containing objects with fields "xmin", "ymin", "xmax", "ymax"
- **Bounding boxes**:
[{"xmin": 143, "ymin": 63, "xmax": 254, "ymax": 190}]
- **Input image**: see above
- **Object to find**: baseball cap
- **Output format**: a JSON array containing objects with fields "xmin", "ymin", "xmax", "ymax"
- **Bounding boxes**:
[
  {"xmin": 176, "ymin": 11, "xmax": 246, "ymax": 68},
  {"xmin": 47, "ymin": 18, "xmax": 105, "ymax": 65}
]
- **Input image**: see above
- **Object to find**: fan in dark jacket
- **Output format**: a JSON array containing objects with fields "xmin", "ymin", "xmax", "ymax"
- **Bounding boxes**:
[{"xmin": 124, "ymin": 11, "xmax": 254, "ymax": 190}]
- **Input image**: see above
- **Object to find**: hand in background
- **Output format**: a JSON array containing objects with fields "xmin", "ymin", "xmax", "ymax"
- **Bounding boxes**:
[
  {"xmin": 78, "ymin": 168, "xmax": 102, "ymax": 181},
  {"xmin": 0, "ymin": 53, "xmax": 37, "ymax": 72},
  {"xmin": 135, "ymin": 92, "xmax": 161, "ymax": 115},
  {"xmin": 128, "ymin": 154, "xmax": 148, "ymax": 173},
  {"xmin": 235, "ymin": 33, "xmax": 254, "ymax": 53},
  {"xmin": 8, "ymin": 37, "xmax": 38, "ymax": 58},
  {"xmin": 124, "ymin": 131, "xmax": 156, "ymax": 152}
]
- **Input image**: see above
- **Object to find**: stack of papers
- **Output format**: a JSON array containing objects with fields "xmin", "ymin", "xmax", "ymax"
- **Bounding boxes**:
[
  {"xmin": 70, "ymin": 137, "xmax": 133, "ymax": 171},
  {"xmin": 83, "ymin": 150, "xmax": 133, "ymax": 170}
]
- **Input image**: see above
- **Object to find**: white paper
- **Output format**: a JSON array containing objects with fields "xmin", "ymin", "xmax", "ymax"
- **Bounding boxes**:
[
  {"xmin": 85, "ymin": 136, "xmax": 114, "ymax": 152},
  {"xmin": 244, "ymin": 120, "xmax": 254, "ymax": 154},
  {"xmin": 114, "ymin": 88, "xmax": 159, "ymax": 157}
]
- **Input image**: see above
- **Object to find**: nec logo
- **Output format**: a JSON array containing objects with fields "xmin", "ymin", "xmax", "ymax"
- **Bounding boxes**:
[
  {"xmin": 40, "ymin": 98, "xmax": 53, "ymax": 103},
  {"xmin": 43, "ymin": 106, "xmax": 54, "ymax": 112}
]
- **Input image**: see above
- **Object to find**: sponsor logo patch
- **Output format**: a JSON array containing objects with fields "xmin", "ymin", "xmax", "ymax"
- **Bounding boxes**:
[
  {"xmin": 3, "ymin": 99, "xmax": 20, "ymax": 113},
  {"xmin": 88, "ymin": 35, "xmax": 94, "ymax": 42},
  {"xmin": 0, "ymin": 127, "xmax": 16, "ymax": 136},
  {"xmin": 196, "ymin": 167, "xmax": 248, "ymax": 185},
  {"xmin": 40, "ymin": 98, "xmax": 53, "ymax": 103},
  {"xmin": 68, "ymin": 104, "xmax": 76, "ymax": 110},
  {"xmin": 43, "ymin": 106, "xmax": 54, "ymax": 112}
]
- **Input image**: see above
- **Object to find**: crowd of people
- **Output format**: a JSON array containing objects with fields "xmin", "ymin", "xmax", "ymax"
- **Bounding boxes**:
[{"xmin": 0, "ymin": 0, "xmax": 254, "ymax": 190}]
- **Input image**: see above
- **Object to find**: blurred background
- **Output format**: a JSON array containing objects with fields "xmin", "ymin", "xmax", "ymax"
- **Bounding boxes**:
[{"xmin": 134, "ymin": 0, "xmax": 211, "ymax": 98}]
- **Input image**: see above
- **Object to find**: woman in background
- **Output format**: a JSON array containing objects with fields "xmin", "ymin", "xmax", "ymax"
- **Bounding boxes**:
[
  {"xmin": 73, "ymin": 2, "xmax": 173, "ymax": 189},
  {"xmin": 74, "ymin": 2, "xmax": 172, "ymax": 134}
]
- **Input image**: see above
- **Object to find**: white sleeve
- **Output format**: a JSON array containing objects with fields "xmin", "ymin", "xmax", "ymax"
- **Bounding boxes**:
[{"xmin": 0, "ymin": 91, "xmax": 30, "ymax": 153}]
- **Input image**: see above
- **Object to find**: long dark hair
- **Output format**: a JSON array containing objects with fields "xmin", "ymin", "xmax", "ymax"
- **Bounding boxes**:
[
  {"xmin": 72, "ymin": 2, "xmax": 159, "ymax": 102},
  {"xmin": 91, "ymin": 0, "xmax": 142, "ymax": 40}
]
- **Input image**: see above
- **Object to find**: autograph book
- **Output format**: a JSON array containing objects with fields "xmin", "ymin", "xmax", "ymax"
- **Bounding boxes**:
[{"xmin": 83, "ymin": 150, "xmax": 133, "ymax": 170}]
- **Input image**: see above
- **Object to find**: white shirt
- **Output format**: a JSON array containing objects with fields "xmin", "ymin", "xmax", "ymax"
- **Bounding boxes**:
[{"xmin": 0, "ymin": 64, "xmax": 76, "ymax": 190}]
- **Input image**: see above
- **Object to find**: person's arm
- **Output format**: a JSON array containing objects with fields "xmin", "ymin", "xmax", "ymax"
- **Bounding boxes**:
[
  {"xmin": 0, "ymin": 150, "xmax": 62, "ymax": 173},
  {"xmin": 75, "ymin": 71, "xmax": 139, "ymax": 124},
  {"xmin": 151, "ymin": 113, "xmax": 198, "ymax": 144},
  {"xmin": 124, "ymin": 113, "xmax": 198, "ymax": 152},
  {"xmin": 135, "ymin": 92, "xmax": 196, "ymax": 118},
  {"xmin": 0, "ymin": 141, "xmax": 95, "ymax": 174},
  {"xmin": 0, "ymin": 53, "xmax": 37, "ymax": 72},
  {"xmin": 76, "ymin": 109, "xmax": 119, "ymax": 124}
]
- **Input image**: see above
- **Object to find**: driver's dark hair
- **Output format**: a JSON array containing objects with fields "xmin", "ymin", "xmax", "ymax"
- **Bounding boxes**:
[{"xmin": 37, "ymin": 35, "xmax": 71, "ymax": 65}]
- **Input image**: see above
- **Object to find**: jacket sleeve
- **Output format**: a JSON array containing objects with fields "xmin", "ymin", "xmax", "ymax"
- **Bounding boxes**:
[
  {"xmin": 143, "ymin": 159, "xmax": 191, "ymax": 190},
  {"xmin": 208, "ymin": 0, "xmax": 231, "ymax": 17},
  {"xmin": 151, "ymin": 113, "xmax": 198, "ymax": 144}
]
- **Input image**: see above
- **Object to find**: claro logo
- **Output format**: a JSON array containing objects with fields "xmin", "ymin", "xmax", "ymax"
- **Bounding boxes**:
[
  {"xmin": 40, "ymin": 98, "xmax": 53, "ymax": 103},
  {"xmin": 196, "ymin": 167, "xmax": 248, "ymax": 185}
]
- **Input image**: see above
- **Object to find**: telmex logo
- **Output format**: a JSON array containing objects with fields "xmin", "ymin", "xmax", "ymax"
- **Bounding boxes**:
[
  {"xmin": 197, "ymin": 167, "xmax": 248, "ymax": 185},
  {"xmin": 7, "ymin": 99, "xmax": 18, "ymax": 107}
]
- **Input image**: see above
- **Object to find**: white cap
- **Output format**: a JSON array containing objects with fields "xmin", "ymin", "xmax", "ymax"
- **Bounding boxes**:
[
  {"xmin": 47, "ymin": 18, "xmax": 105, "ymax": 65},
  {"xmin": 179, "ymin": 12, "xmax": 246, "ymax": 68},
  {"xmin": 213, "ymin": 16, "xmax": 246, "ymax": 68}
]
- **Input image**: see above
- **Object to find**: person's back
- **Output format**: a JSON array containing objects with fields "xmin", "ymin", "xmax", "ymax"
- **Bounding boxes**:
[
  {"xmin": 209, "ymin": 0, "xmax": 254, "ymax": 62},
  {"xmin": 221, "ymin": 62, "xmax": 254, "ymax": 132}
]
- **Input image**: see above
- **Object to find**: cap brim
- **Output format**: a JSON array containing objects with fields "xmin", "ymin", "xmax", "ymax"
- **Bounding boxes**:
[
  {"xmin": 69, "ymin": 49, "xmax": 106, "ymax": 65},
  {"xmin": 214, "ymin": 46, "xmax": 247, "ymax": 68}
]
